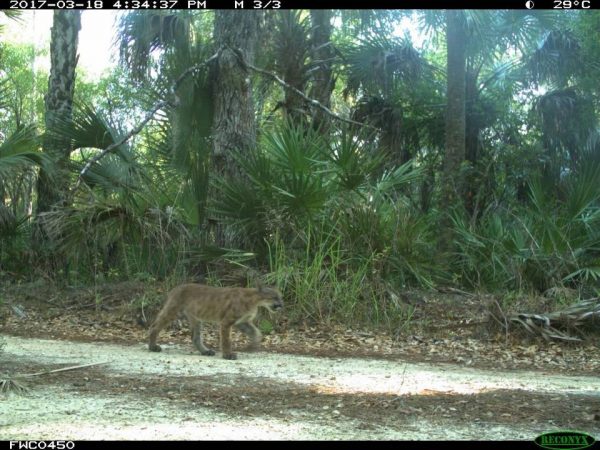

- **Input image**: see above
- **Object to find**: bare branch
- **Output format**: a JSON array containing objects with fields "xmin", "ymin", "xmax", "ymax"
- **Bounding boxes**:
[
  {"xmin": 72, "ymin": 49, "xmax": 221, "ymax": 194},
  {"xmin": 229, "ymin": 47, "xmax": 378, "ymax": 131},
  {"xmin": 72, "ymin": 45, "xmax": 376, "ymax": 196},
  {"xmin": 73, "ymin": 98, "xmax": 169, "ymax": 193},
  {"xmin": 18, "ymin": 361, "xmax": 109, "ymax": 378}
]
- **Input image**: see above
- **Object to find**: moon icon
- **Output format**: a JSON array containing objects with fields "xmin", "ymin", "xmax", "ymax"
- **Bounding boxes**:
[{"xmin": 526, "ymin": 0, "xmax": 535, "ymax": 8}]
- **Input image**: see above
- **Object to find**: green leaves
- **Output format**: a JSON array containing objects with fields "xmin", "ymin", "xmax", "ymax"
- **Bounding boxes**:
[
  {"xmin": 529, "ymin": 30, "xmax": 584, "ymax": 87},
  {"xmin": 212, "ymin": 122, "xmax": 423, "ymax": 247},
  {"xmin": 211, "ymin": 124, "xmax": 330, "ymax": 244},
  {"xmin": 452, "ymin": 160, "xmax": 600, "ymax": 291},
  {"xmin": 118, "ymin": 11, "xmax": 191, "ymax": 81},
  {"xmin": 53, "ymin": 102, "xmax": 144, "ymax": 194},
  {"xmin": 211, "ymin": 121, "xmax": 433, "ymax": 295},
  {"xmin": 211, "ymin": 174, "xmax": 269, "ymax": 244},
  {"xmin": 55, "ymin": 102, "xmax": 123, "ymax": 153},
  {"xmin": 0, "ymin": 10, "xmax": 22, "ymax": 35},
  {"xmin": 328, "ymin": 129, "xmax": 383, "ymax": 192},
  {"xmin": 344, "ymin": 35, "xmax": 426, "ymax": 99},
  {"xmin": 0, "ymin": 125, "xmax": 46, "ymax": 180}
]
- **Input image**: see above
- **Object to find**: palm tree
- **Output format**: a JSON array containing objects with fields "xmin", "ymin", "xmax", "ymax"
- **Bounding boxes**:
[
  {"xmin": 31, "ymin": 10, "xmax": 81, "ymax": 274},
  {"xmin": 442, "ymin": 10, "xmax": 466, "ymax": 209},
  {"xmin": 308, "ymin": 10, "xmax": 335, "ymax": 133},
  {"xmin": 528, "ymin": 28, "xmax": 598, "ymax": 184},
  {"xmin": 416, "ymin": 11, "xmax": 565, "ymax": 215},
  {"xmin": 0, "ymin": 125, "xmax": 47, "ymax": 272},
  {"xmin": 211, "ymin": 11, "xmax": 261, "ymax": 179},
  {"xmin": 343, "ymin": 33, "xmax": 429, "ymax": 167},
  {"xmin": 269, "ymin": 11, "xmax": 312, "ymax": 124},
  {"xmin": 117, "ymin": 11, "xmax": 214, "ymax": 229},
  {"xmin": 36, "ymin": 10, "xmax": 81, "ymax": 214}
]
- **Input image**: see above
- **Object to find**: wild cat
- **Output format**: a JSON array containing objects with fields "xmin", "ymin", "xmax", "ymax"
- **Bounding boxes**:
[{"xmin": 148, "ymin": 283, "xmax": 283, "ymax": 359}]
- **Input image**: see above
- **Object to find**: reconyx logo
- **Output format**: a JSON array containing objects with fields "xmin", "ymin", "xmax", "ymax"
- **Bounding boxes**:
[{"xmin": 534, "ymin": 431, "xmax": 596, "ymax": 450}]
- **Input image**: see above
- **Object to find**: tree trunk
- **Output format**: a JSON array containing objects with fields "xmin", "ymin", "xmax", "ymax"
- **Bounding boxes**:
[
  {"xmin": 308, "ymin": 9, "xmax": 335, "ymax": 133},
  {"xmin": 36, "ymin": 10, "xmax": 81, "ymax": 214},
  {"xmin": 211, "ymin": 11, "xmax": 260, "ymax": 247},
  {"xmin": 442, "ymin": 10, "xmax": 467, "ymax": 210},
  {"xmin": 439, "ymin": 10, "xmax": 467, "ymax": 250},
  {"xmin": 464, "ymin": 69, "xmax": 479, "ymax": 217},
  {"xmin": 34, "ymin": 10, "xmax": 81, "ymax": 275},
  {"xmin": 277, "ymin": 11, "xmax": 309, "ymax": 125},
  {"xmin": 380, "ymin": 105, "xmax": 405, "ymax": 166},
  {"xmin": 211, "ymin": 11, "xmax": 260, "ymax": 178}
]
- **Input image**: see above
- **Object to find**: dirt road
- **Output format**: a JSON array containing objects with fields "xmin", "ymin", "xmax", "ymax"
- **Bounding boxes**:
[{"xmin": 1, "ymin": 335, "xmax": 599, "ymax": 440}]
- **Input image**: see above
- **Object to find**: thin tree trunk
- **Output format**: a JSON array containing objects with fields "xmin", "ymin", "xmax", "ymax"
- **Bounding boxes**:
[
  {"xmin": 278, "ymin": 11, "xmax": 308, "ymax": 124},
  {"xmin": 309, "ymin": 9, "xmax": 335, "ymax": 133},
  {"xmin": 464, "ymin": 69, "xmax": 479, "ymax": 217},
  {"xmin": 442, "ymin": 10, "xmax": 466, "ymax": 211},
  {"xmin": 440, "ymin": 10, "xmax": 467, "ymax": 250}
]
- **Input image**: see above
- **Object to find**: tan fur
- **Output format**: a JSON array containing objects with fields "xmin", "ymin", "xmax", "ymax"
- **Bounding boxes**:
[{"xmin": 148, "ymin": 283, "xmax": 283, "ymax": 360}]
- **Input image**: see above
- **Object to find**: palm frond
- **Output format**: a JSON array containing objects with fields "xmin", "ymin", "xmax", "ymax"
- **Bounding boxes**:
[
  {"xmin": 374, "ymin": 160, "xmax": 422, "ymax": 199},
  {"xmin": 0, "ymin": 10, "xmax": 23, "ymax": 34},
  {"xmin": 0, "ymin": 125, "xmax": 46, "ymax": 180},
  {"xmin": 328, "ymin": 127, "xmax": 383, "ymax": 192},
  {"xmin": 118, "ymin": 11, "xmax": 191, "ymax": 80},
  {"xmin": 486, "ymin": 11, "xmax": 561, "ymax": 55},
  {"xmin": 351, "ymin": 95, "xmax": 402, "ymax": 133},
  {"xmin": 339, "ymin": 10, "xmax": 404, "ymax": 36},
  {"xmin": 1, "ymin": 11, "xmax": 23, "ymax": 21},
  {"xmin": 534, "ymin": 87, "xmax": 597, "ymax": 166},
  {"xmin": 164, "ymin": 41, "xmax": 214, "ymax": 225},
  {"xmin": 529, "ymin": 29, "xmax": 584, "ymax": 87},
  {"xmin": 54, "ymin": 102, "xmax": 124, "ymax": 152},
  {"xmin": 273, "ymin": 10, "xmax": 312, "ymax": 82},
  {"xmin": 343, "ymin": 34, "xmax": 427, "ymax": 98},
  {"xmin": 263, "ymin": 122, "xmax": 326, "ymax": 173},
  {"xmin": 563, "ymin": 157, "xmax": 600, "ymax": 222},
  {"xmin": 210, "ymin": 174, "xmax": 270, "ymax": 244},
  {"xmin": 0, "ymin": 204, "xmax": 29, "ymax": 237},
  {"xmin": 272, "ymin": 172, "xmax": 328, "ymax": 216},
  {"xmin": 478, "ymin": 58, "xmax": 525, "ymax": 95},
  {"xmin": 51, "ymin": 102, "xmax": 150, "ymax": 195}
]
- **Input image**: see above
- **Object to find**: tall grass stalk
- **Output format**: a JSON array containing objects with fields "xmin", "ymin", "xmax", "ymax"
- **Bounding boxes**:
[{"xmin": 267, "ymin": 225, "xmax": 413, "ymax": 329}]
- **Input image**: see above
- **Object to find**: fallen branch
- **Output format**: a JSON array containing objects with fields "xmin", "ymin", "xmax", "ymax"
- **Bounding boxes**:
[
  {"xmin": 17, "ymin": 361, "xmax": 109, "ymax": 378},
  {"xmin": 1, "ymin": 361, "xmax": 108, "ymax": 395},
  {"xmin": 489, "ymin": 297, "xmax": 600, "ymax": 342}
]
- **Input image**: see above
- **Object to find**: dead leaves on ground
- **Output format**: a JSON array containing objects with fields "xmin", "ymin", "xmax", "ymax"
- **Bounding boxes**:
[{"xmin": 2, "ymin": 284, "xmax": 600, "ymax": 375}]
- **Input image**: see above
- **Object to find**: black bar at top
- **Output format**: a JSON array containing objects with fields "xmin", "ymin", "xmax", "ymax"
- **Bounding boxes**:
[{"xmin": 5, "ymin": 0, "xmax": 598, "ymax": 9}]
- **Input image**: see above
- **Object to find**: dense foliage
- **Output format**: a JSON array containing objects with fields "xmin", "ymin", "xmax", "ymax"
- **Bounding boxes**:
[{"xmin": 1, "ymin": 9, "xmax": 600, "ymax": 328}]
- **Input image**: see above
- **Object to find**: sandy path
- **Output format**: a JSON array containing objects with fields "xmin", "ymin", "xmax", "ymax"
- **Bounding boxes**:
[{"xmin": 1, "ymin": 335, "xmax": 599, "ymax": 440}]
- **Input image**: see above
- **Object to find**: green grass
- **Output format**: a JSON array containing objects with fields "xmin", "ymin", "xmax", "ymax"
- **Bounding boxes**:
[{"xmin": 266, "ymin": 225, "xmax": 421, "ymax": 330}]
